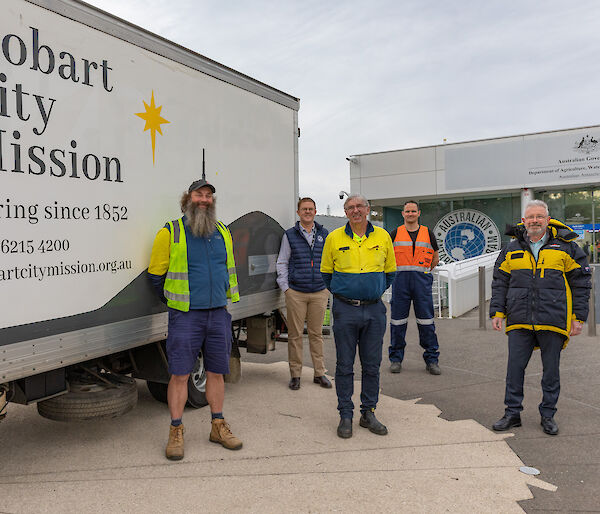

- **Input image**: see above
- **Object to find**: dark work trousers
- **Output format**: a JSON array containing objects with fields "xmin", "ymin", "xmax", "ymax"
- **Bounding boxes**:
[
  {"xmin": 332, "ymin": 298, "xmax": 387, "ymax": 419},
  {"xmin": 504, "ymin": 329, "xmax": 565, "ymax": 418},
  {"xmin": 389, "ymin": 270, "xmax": 440, "ymax": 364}
]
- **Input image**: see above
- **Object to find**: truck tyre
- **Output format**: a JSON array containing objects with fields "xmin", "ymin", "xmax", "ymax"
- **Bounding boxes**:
[
  {"xmin": 146, "ymin": 354, "xmax": 208, "ymax": 409},
  {"xmin": 186, "ymin": 354, "xmax": 208, "ymax": 408},
  {"xmin": 37, "ymin": 375, "xmax": 137, "ymax": 421},
  {"xmin": 146, "ymin": 380, "xmax": 168, "ymax": 403}
]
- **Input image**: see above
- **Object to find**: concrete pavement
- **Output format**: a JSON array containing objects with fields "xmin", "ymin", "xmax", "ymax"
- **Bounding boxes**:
[
  {"xmin": 2, "ymin": 361, "xmax": 553, "ymax": 513},
  {"xmin": 248, "ymin": 304, "xmax": 600, "ymax": 513},
  {"xmin": 2, "ymin": 303, "xmax": 598, "ymax": 512}
]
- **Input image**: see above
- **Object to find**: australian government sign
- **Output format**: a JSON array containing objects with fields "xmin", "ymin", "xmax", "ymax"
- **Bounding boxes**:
[
  {"xmin": 444, "ymin": 127, "xmax": 600, "ymax": 192},
  {"xmin": 434, "ymin": 209, "xmax": 501, "ymax": 263}
]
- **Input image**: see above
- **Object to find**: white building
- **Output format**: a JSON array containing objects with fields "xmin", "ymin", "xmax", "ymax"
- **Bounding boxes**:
[{"xmin": 349, "ymin": 125, "xmax": 600, "ymax": 263}]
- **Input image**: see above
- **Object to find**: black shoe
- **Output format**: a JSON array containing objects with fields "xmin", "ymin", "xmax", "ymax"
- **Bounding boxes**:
[
  {"xmin": 313, "ymin": 376, "xmax": 332, "ymax": 388},
  {"xmin": 426, "ymin": 362, "xmax": 441, "ymax": 375},
  {"xmin": 492, "ymin": 414, "xmax": 522, "ymax": 431},
  {"xmin": 359, "ymin": 410, "xmax": 388, "ymax": 435},
  {"xmin": 541, "ymin": 416, "xmax": 558, "ymax": 436},
  {"xmin": 288, "ymin": 377, "xmax": 300, "ymax": 390},
  {"xmin": 337, "ymin": 418, "xmax": 352, "ymax": 438},
  {"xmin": 390, "ymin": 362, "xmax": 402, "ymax": 373}
]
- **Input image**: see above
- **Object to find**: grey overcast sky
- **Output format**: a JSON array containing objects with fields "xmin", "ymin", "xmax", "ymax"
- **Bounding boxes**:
[{"xmin": 89, "ymin": 0, "xmax": 600, "ymax": 215}]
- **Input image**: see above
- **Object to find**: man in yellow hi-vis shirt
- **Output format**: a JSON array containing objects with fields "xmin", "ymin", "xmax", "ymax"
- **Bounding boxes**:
[
  {"xmin": 148, "ymin": 178, "xmax": 241, "ymax": 460},
  {"xmin": 321, "ymin": 194, "xmax": 396, "ymax": 439}
]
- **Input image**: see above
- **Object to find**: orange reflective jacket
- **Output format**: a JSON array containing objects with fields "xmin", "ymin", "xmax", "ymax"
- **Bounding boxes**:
[{"xmin": 393, "ymin": 225, "xmax": 434, "ymax": 272}]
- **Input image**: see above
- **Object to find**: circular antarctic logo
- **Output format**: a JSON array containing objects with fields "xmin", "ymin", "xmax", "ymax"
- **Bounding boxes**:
[{"xmin": 434, "ymin": 209, "xmax": 501, "ymax": 263}]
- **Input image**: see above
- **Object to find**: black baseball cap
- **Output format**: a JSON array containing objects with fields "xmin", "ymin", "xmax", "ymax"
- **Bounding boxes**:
[{"xmin": 188, "ymin": 179, "xmax": 216, "ymax": 193}]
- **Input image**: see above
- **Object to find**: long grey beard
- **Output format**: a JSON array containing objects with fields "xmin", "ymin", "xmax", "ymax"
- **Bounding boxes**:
[{"xmin": 184, "ymin": 199, "xmax": 217, "ymax": 237}]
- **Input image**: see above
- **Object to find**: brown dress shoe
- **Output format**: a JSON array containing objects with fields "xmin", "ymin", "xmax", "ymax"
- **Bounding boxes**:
[
  {"xmin": 313, "ymin": 376, "xmax": 332, "ymax": 388},
  {"xmin": 210, "ymin": 419, "xmax": 243, "ymax": 450},
  {"xmin": 165, "ymin": 424, "xmax": 184, "ymax": 461},
  {"xmin": 289, "ymin": 377, "xmax": 301, "ymax": 390}
]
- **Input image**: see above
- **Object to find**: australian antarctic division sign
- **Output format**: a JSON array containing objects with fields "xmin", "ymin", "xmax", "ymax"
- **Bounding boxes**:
[
  {"xmin": 445, "ymin": 128, "xmax": 600, "ymax": 191},
  {"xmin": 434, "ymin": 209, "xmax": 501, "ymax": 263}
]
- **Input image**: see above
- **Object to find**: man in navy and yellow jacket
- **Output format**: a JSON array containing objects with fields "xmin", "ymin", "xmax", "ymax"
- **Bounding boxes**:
[
  {"xmin": 148, "ymin": 178, "xmax": 242, "ymax": 460},
  {"xmin": 490, "ymin": 200, "xmax": 591, "ymax": 436},
  {"xmin": 321, "ymin": 194, "xmax": 396, "ymax": 438}
]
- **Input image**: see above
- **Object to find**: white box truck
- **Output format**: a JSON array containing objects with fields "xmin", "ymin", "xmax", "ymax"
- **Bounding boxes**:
[{"xmin": 0, "ymin": 0, "xmax": 299, "ymax": 421}]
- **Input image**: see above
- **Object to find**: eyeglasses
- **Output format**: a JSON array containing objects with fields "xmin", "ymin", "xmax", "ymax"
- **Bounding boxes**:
[
  {"xmin": 344, "ymin": 204, "xmax": 367, "ymax": 212},
  {"xmin": 524, "ymin": 214, "xmax": 548, "ymax": 220},
  {"xmin": 299, "ymin": 207, "xmax": 315, "ymax": 212}
]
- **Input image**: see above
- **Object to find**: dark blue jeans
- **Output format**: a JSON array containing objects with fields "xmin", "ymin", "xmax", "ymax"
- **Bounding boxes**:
[
  {"xmin": 505, "ymin": 329, "xmax": 564, "ymax": 418},
  {"xmin": 389, "ymin": 270, "xmax": 439, "ymax": 364},
  {"xmin": 332, "ymin": 298, "xmax": 387, "ymax": 419}
]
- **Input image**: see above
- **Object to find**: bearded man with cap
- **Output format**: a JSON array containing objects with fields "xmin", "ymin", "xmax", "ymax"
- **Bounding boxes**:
[{"xmin": 148, "ymin": 178, "xmax": 241, "ymax": 460}]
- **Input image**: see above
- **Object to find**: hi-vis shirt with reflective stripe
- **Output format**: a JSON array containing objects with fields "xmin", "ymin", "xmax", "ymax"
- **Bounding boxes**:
[
  {"xmin": 393, "ymin": 225, "xmax": 434, "ymax": 272},
  {"xmin": 164, "ymin": 218, "xmax": 239, "ymax": 311}
]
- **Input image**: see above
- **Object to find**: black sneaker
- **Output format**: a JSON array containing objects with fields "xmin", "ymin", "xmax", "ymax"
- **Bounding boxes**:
[{"xmin": 359, "ymin": 410, "xmax": 388, "ymax": 435}]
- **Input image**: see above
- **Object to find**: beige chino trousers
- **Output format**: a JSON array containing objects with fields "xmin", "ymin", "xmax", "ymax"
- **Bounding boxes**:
[{"xmin": 285, "ymin": 287, "xmax": 329, "ymax": 378}]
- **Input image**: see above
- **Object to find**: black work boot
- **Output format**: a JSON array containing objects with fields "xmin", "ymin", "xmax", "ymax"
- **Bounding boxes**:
[
  {"xmin": 492, "ymin": 414, "xmax": 522, "ymax": 431},
  {"xmin": 359, "ymin": 410, "xmax": 388, "ymax": 435},
  {"xmin": 337, "ymin": 418, "xmax": 352, "ymax": 438},
  {"xmin": 541, "ymin": 416, "xmax": 558, "ymax": 435}
]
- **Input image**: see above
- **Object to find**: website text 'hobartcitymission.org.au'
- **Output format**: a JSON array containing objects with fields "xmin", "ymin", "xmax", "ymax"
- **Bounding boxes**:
[{"xmin": 0, "ymin": 259, "xmax": 132, "ymax": 282}]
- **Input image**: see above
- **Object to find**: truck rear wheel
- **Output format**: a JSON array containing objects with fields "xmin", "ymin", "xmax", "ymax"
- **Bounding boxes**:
[
  {"xmin": 146, "ymin": 353, "xmax": 208, "ymax": 409},
  {"xmin": 37, "ymin": 374, "xmax": 137, "ymax": 421}
]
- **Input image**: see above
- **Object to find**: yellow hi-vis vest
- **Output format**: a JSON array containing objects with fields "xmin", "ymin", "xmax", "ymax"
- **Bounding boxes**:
[{"xmin": 164, "ymin": 218, "xmax": 240, "ymax": 311}]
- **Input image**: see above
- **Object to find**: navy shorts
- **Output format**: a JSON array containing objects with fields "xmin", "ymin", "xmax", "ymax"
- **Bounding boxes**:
[{"xmin": 166, "ymin": 307, "xmax": 232, "ymax": 376}]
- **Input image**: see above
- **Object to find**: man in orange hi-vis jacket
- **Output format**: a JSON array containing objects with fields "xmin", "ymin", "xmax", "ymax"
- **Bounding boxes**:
[{"xmin": 388, "ymin": 200, "xmax": 441, "ymax": 376}]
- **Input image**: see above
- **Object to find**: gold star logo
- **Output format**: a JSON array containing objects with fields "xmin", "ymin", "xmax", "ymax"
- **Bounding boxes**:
[{"xmin": 135, "ymin": 91, "xmax": 170, "ymax": 164}]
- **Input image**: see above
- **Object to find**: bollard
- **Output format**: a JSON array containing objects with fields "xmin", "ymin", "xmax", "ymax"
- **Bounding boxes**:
[
  {"xmin": 589, "ymin": 266, "xmax": 597, "ymax": 337},
  {"xmin": 479, "ymin": 266, "xmax": 486, "ymax": 330}
]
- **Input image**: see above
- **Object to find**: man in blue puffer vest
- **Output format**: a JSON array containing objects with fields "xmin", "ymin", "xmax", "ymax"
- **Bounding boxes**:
[{"xmin": 276, "ymin": 197, "xmax": 331, "ymax": 390}]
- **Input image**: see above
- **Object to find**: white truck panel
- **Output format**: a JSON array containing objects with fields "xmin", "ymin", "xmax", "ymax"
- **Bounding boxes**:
[{"xmin": 1, "ymin": 0, "xmax": 298, "ymax": 332}]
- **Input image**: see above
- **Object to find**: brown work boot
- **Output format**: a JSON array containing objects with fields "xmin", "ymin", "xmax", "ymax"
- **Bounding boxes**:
[
  {"xmin": 165, "ymin": 424, "xmax": 185, "ymax": 461},
  {"xmin": 209, "ymin": 418, "xmax": 243, "ymax": 450}
]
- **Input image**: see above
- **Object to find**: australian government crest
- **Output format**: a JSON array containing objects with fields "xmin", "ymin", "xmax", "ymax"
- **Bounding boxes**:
[
  {"xmin": 434, "ymin": 209, "xmax": 501, "ymax": 263},
  {"xmin": 573, "ymin": 134, "xmax": 599, "ymax": 155}
]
